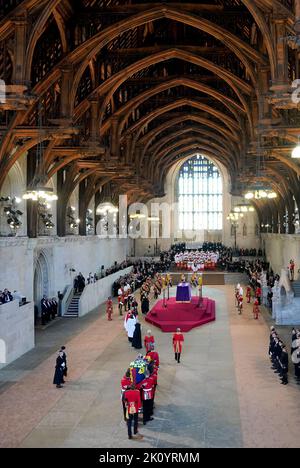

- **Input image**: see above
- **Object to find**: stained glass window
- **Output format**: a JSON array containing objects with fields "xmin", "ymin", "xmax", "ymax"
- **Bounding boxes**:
[{"xmin": 178, "ymin": 155, "xmax": 223, "ymax": 230}]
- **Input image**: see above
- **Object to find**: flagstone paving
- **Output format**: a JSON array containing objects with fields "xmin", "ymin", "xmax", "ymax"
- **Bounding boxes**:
[{"xmin": 0, "ymin": 286, "xmax": 299, "ymax": 448}]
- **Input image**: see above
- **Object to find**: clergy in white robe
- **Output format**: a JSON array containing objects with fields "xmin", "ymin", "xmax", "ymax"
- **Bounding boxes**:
[{"xmin": 125, "ymin": 315, "xmax": 137, "ymax": 343}]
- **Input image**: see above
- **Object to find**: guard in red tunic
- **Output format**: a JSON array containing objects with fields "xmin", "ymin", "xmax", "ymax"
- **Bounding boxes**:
[
  {"xmin": 123, "ymin": 385, "xmax": 142, "ymax": 440},
  {"xmin": 289, "ymin": 259, "xmax": 295, "ymax": 282},
  {"xmin": 121, "ymin": 371, "xmax": 132, "ymax": 421},
  {"xmin": 141, "ymin": 377, "xmax": 155, "ymax": 425},
  {"xmin": 255, "ymin": 286, "xmax": 262, "ymax": 305},
  {"xmin": 246, "ymin": 286, "xmax": 252, "ymax": 304},
  {"xmin": 144, "ymin": 330, "xmax": 155, "ymax": 353},
  {"xmin": 106, "ymin": 297, "xmax": 113, "ymax": 321},
  {"xmin": 173, "ymin": 328, "xmax": 184, "ymax": 363},
  {"xmin": 253, "ymin": 299, "xmax": 260, "ymax": 320},
  {"xmin": 146, "ymin": 345, "xmax": 160, "ymax": 368},
  {"xmin": 151, "ymin": 368, "xmax": 158, "ymax": 396},
  {"xmin": 238, "ymin": 294, "xmax": 243, "ymax": 315}
]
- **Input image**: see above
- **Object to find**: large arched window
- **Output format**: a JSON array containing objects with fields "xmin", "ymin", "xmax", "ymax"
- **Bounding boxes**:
[{"xmin": 178, "ymin": 155, "xmax": 223, "ymax": 230}]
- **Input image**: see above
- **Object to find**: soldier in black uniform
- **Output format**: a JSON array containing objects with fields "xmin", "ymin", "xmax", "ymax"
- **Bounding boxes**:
[
  {"xmin": 280, "ymin": 346, "xmax": 289, "ymax": 385},
  {"xmin": 50, "ymin": 298, "xmax": 57, "ymax": 320},
  {"xmin": 274, "ymin": 340, "xmax": 283, "ymax": 377},
  {"xmin": 270, "ymin": 332, "xmax": 278, "ymax": 370},
  {"xmin": 41, "ymin": 296, "xmax": 49, "ymax": 326},
  {"xmin": 60, "ymin": 346, "xmax": 68, "ymax": 383}
]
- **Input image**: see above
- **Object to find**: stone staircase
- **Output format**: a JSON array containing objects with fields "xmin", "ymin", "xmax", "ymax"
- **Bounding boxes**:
[
  {"xmin": 292, "ymin": 281, "xmax": 300, "ymax": 298},
  {"xmin": 64, "ymin": 292, "xmax": 82, "ymax": 318}
]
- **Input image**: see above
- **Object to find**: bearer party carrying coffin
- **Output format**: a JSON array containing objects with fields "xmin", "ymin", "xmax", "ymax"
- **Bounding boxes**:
[{"xmin": 129, "ymin": 355, "xmax": 151, "ymax": 385}]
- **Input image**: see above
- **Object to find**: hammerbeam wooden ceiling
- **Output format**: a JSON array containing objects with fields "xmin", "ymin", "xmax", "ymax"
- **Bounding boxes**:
[{"xmin": 0, "ymin": 0, "xmax": 299, "ymax": 210}]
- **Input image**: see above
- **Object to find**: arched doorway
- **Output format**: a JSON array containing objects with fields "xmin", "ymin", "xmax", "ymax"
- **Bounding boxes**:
[{"xmin": 33, "ymin": 251, "xmax": 50, "ymax": 314}]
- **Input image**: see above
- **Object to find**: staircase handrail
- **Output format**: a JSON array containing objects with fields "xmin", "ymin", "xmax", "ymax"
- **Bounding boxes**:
[{"xmin": 61, "ymin": 285, "xmax": 74, "ymax": 317}]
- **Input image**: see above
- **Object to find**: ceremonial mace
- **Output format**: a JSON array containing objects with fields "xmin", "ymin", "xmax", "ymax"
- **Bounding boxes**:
[
  {"xmin": 162, "ymin": 277, "xmax": 167, "ymax": 308},
  {"xmin": 167, "ymin": 274, "xmax": 171, "ymax": 301},
  {"xmin": 197, "ymin": 275, "xmax": 203, "ymax": 308}
]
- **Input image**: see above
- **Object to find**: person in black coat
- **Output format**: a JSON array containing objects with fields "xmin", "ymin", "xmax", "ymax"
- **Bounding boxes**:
[
  {"xmin": 53, "ymin": 351, "xmax": 65, "ymax": 388},
  {"xmin": 51, "ymin": 298, "xmax": 58, "ymax": 320},
  {"xmin": 141, "ymin": 295, "xmax": 150, "ymax": 315},
  {"xmin": 60, "ymin": 346, "xmax": 68, "ymax": 383},
  {"xmin": 280, "ymin": 346, "xmax": 289, "ymax": 385},
  {"xmin": 41, "ymin": 296, "xmax": 49, "ymax": 326},
  {"xmin": 132, "ymin": 322, "xmax": 143, "ymax": 350}
]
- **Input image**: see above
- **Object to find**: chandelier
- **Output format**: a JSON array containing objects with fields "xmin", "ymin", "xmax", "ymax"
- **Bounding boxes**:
[
  {"xmin": 244, "ymin": 183, "xmax": 277, "ymax": 200},
  {"xmin": 129, "ymin": 213, "xmax": 146, "ymax": 220},
  {"xmin": 227, "ymin": 211, "xmax": 244, "ymax": 222},
  {"xmin": 244, "ymin": 139, "xmax": 277, "ymax": 201},
  {"xmin": 233, "ymin": 204, "xmax": 255, "ymax": 213},
  {"xmin": 97, "ymin": 202, "xmax": 119, "ymax": 215},
  {"xmin": 292, "ymin": 136, "xmax": 300, "ymax": 159},
  {"xmin": 23, "ymin": 101, "xmax": 58, "ymax": 202},
  {"xmin": 23, "ymin": 182, "xmax": 58, "ymax": 202}
]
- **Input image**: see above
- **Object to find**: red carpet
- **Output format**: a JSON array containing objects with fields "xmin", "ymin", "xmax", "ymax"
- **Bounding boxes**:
[{"xmin": 145, "ymin": 297, "xmax": 216, "ymax": 333}]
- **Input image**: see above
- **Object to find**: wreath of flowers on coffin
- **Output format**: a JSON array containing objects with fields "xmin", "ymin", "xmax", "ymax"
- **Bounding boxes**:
[{"xmin": 129, "ymin": 356, "xmax": 150, "ymax": 384}]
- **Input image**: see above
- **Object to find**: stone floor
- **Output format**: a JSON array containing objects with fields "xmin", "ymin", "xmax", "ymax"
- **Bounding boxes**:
[{"xmin": 0, "ymin": 285, "xmax": 299, "ymax": 448}]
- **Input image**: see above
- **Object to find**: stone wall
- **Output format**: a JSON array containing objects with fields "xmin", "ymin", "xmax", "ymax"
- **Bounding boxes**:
[
  {"xmin": 79, "ymin": 266, "xmax": 133, "ymax": 317},
  {"xmin": 134, "ymin": 159, "xmax": 260, "ymax": 255},
  {"xmin": 0, "ymin": 236, "xmax": 130, "ymax": 304},
  {"xmin": 263, "ymin": 234, "xmax": 300, "ymax": 279},
  {"xmin": 0, "ymin": 301, "xmax": 34, "ymax": 369}
]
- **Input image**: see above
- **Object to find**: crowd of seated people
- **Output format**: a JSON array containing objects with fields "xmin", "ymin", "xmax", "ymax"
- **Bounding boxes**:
[
  {"xmin": 103, "ymin": 260, "xmax": 134, "ymax": 277},
  {"xmin": 0, "ymin": 288, "xmax": 13, "ymax": 304},
  {"xmin": 169, "ymin": 243, "xmax": 265, "ymax": 272},
  {"xmin": 73, "ymin": 261, "xmax": 136, "ymax": 294},
  {"xmin": 0, "ymin": 288, "xmax": 26, "ymax": 305},
  {"xmin": 112, "ymin": 258, "xmax": 171, "ymax": 298},
  {"xmin": 244, "ymin": 258, "xmax": 280, "ymax": 310}
]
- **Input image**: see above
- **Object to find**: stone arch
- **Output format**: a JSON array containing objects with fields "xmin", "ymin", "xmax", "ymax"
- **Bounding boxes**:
[
  {"xmin": 33, "ymin": 250, "xmax": 51, "ymax": 312},
  {"xmin": 157, "ymin": 144, "xmax": 235, "ymax": 187},
  {"xmin": 154, "ymin": 137, "xmax": 233, "ymax": 173},
  {"xmin": 170, "ymin": 152, "xmax": 229, "ymax": 239},
  {"xmin": 155, "ymin": 140, "xmax": 235, "ymax": 177},
  {"xmin": 1, "ymin": 159, "xmax": 26, "ymax": 198},
  {"xmin": 1, "ymin": 160, "xmax": 27, "ymax": 236}
]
